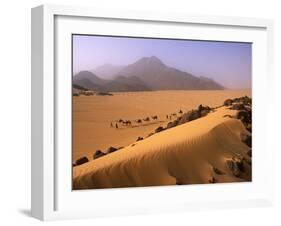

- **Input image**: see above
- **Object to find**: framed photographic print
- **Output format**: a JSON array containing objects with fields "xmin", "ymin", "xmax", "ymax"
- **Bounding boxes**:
[{"xmin": 31, "ymin": 4, "xmax": 274, "ymax": 221}]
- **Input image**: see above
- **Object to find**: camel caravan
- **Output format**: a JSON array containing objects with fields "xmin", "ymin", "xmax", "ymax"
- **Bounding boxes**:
[
  {"xmin": 110, "ymin": 116, "xmax": 158, "ymax": 129},
  {"xmin": 110, "ymin": 111, "xmax": 184, "ymax": 129}
]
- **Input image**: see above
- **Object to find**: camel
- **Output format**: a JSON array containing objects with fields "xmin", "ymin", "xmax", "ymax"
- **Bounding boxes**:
[
  {"xmin": 152, "ymin": 115, "xmax": 158, "ymax": 120},
  {"xmin": 143, "ymin": 117, "xmax": 150, "ymax": 122},
  {"xmin": 123, "ymin": 120, "xmax": 132, "ymax": 126}
]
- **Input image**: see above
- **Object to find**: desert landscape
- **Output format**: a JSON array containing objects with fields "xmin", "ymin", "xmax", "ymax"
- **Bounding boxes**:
[{"xmin": 72, "ymin": 35, "xmax": 252, "ymax": 189}]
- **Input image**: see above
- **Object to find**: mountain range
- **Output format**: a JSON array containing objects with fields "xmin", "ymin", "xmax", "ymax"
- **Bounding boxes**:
[
  {"xmin": 91, "ymin": 64, "xmax": 125, "ymax": 80},
  {"xmin": 73, "ymin": 56, "xmax": 224, "ymax": 92}
]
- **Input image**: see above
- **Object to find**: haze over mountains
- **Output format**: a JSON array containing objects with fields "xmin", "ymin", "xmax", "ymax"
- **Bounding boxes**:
[
  {"xmin": 73, "ymin": 56, "xmax": 224, "ymax": 92},
  {"xmin": 92, "ymin": 64, "xmax": 125, "ymax": 80}
]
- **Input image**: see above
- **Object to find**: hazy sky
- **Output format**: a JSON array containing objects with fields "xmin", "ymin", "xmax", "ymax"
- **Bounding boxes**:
[{"xmin": 73, "ymin": 35, "xmax": 252, "ymax": 89}]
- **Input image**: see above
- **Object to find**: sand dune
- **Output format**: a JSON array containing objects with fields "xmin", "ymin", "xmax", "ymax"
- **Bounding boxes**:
[{"xmin": 73, "ymin": 106, "xmax": 251, "ymax": 189}]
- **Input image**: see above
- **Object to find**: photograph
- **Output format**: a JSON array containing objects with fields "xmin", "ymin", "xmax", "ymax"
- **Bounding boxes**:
[{"xmin": 72, "ymin": 35, "xmax": 252, "ymax": 190}]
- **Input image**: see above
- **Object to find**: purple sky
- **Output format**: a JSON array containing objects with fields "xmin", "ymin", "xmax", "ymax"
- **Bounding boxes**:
[{"xmin": 73, "ymin": 35, "xmax": 252, "ymax": 89}]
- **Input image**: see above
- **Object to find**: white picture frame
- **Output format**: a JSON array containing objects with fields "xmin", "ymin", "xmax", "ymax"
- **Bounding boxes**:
[{"xmin": 31, "ymin": 4, "xmax": 274, "ymax": 221}]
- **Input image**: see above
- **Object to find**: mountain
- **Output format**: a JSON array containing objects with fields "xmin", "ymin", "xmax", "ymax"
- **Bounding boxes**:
[
  {"xmin": 103, "ymin": 75, "xmax": 151, "ymax": 92},
  {"xmin": 73, "ymin": 71, "xmax": 150, "ymax": 92},
  {"xmin": 73, "ymin": 56, "xmax": 224, "ymax": 92},
  {"xmin": 115, "ymin": 56, "xmax": 224, "ymax": 90},
  {"xmin": 74, "ymin": 71, "xmax": 106, "ymax": 85},
  {"xmin": 73, "ymin": 71, "xmax": 104, "ymax": 90},
  {"xmin": 92, "ymin": 64, "xmax": 125, "ymax": 80}
]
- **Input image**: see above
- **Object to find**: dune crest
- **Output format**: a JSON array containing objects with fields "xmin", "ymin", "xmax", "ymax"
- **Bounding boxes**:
[{"xmin": 73, "ymin": 106, "xmax": 251, "ymax": 189}]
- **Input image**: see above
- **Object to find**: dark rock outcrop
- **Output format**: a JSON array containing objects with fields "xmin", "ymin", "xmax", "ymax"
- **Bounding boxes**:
[
  {"xmin": 224, "ymin": 99, "xmax": 233, "ymax": 106},
  {"xmin": 236, "ymin": 110, "xmax": 251, "ymax": 124},
  {"xmin": 179, "ymin": 110, "xmax": 200, "ymax": 124},
  {"xmin": 247, "ymin": 149, "xmax": 252, "ymax": 157},
  {"xmin": 212, "ymin": 166, "xmax": 224, "ymax": 175},
  {"xmin": 208, "ymin": 177, "xmax": 217, "ymax": 183},
  {"xmin": 167, "ymin": 120, "xmax": 179, "ymax": 129},
  {"xmin": 107, "ymin": 146, "xmax": 118, "ymax": 153},
  {"xmin": 226, "ymin": 155, "xmax": 245, "ymax": 177},
  {"xmin": 93, "ymin": 150, "xmax": 106, "ymax": 159},
  {"xmin": 97, "ymin": 92, "xmax": 113, "ymax": 96},
  {"xmin": 240, "ymin": 133, "xmax": 252, "ymax": 147},
  {"xmin": 231, "ymin": 103, "xmax": 245, "ymax": 110},
  {"xmin": 136, "ymin": 137, "xmax": 143, "ymax": 141},
  {"xmin": 75, "ymin": 156, "xmax": 89, "ymax": 165},
  {"xmin": 226, "ymin": 159, "xmax": 241, "ymax": 177},
  {"xmin": 146, "ymin": 132, "xmax": 154, "ymax": 138},
  {"xmin": 155, "ymin": 126, "xmax": 165, "ymax": 133}
]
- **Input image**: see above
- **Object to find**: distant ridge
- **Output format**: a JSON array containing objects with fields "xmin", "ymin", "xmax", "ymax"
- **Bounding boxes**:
[
  {"xmin": 73, "ymin": 56, "xmax": 224, "ymax": 92},
  {"xmin": 73, "ymin": 71, "xmax": 151, "ymax": 92},
  {"xmin": 92, "ymin": 64, "xmax": 125, "ymax": 79}
]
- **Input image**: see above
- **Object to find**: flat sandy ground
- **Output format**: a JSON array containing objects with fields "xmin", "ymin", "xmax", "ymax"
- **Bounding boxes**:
[{"xmin": 73, "ymin": 90, "xmax": 251, "ymax": 161}]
